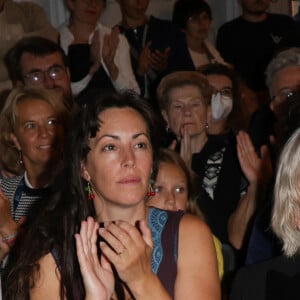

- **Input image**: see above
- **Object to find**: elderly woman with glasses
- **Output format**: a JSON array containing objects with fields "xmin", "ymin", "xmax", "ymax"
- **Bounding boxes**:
[{"xmin": 157, "ymin": 71, "xmax": 271, "ymax": 266}]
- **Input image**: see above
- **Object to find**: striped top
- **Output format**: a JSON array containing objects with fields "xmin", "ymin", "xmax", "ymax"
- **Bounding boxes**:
[{"xmin": 0, "ymin": 175, "xmax": 49, "ymax": 222}]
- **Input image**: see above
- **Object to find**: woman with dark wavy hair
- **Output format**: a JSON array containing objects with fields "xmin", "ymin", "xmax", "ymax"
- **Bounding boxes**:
[{"xmin": 3, "ymin": 91, "xmax": 220, "ymax": 299}]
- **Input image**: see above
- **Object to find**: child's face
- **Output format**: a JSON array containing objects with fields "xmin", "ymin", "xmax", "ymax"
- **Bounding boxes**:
[{"xmin": 147, "ymin": 162, "xmax": 188, "ymax": 211}]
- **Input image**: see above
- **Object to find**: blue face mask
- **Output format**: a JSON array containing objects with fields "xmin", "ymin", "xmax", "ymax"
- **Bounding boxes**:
[{"xmin": 211, "ymin": 92, "xmax": 233, "ymax": 121}]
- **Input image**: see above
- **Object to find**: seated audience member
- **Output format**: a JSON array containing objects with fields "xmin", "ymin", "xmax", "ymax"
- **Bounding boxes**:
[
  {"xmin": 245, "ymin": 90, "xmax": 300, "ymax": 266},
  {"xmin": 157, "ymin": 71, "xmax": 271, "ymax": 255},
  {"xmin": 4, "ymin": 36, "xmax": 73, "ymax": 110},
  {"xmin": 231, "ymin": 127, "xmax": 300, "ymax": 300},
  {"xmin": 200, "ymin": 63, "xmax": 249, "ymax": 134},
  {"xmin": 0, "ymin": 0, "xmax": 58, "ymax": 92},
  {"xmin": 147, "ymin": 148, "xmax": 224, "ymax": 279},
  {"xmin": 116, "ymin": 0, "xmax": 187, "ymax": 104},
  {"xmin": 249, "ymin": 47, "xmax": 300, "ymax": 152},
  {"xmin": 59, "ymin": 0, "xmax": 139, "ymax": 97},
  {"xmin": 0, "ymin": 87, "xmax": 69, "ymax": 274},
  {"xmin": 172, "ymin": 0, "xmax": 225, "ymax": 70},
  {"xmin": 2, "ymin": 91, "xmax": 220, "ymax": 299},
  {"xmin": 216, "ymin": 0, "xmax": 299, "ymax": 105}
]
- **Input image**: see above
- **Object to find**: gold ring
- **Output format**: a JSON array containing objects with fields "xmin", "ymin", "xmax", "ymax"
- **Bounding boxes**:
[{"xmin": 117, "ymin": 247, "xmax": 125, "ymax": 255}]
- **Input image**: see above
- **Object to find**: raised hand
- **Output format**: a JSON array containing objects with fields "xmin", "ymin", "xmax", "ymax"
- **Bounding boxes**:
[
  {"xmin": 137, "ymin": 41, "xmax": 152, "ymax": 76},
  {"xmin": 237, "ymin": 130, "xmax": 273, "ymax": 185},
  {"xmin": 0, "ymin": 189, "xmax": 18, "ymax": 237},
  {"xmin": 0, "ymin": 233, "xmax": 10, "ymax": 262},
  {"xmin": 150, "ymin": 47, "xmax": 170, "ymax": 73},
  {"xmin": 75, "ymin": 217, "xmax": 114, "ymax": 300},
  {"xmin": 102, "ymin": 27, "xmax": 120, "ymax": 80},
  {"xmin": 179, "ymin": 125, "xmax": 192, "ymax": 169},
  {"xmin": 89, "ymin": 29, "xmax": 101, "ymax": 75},
  {"xmin": 99, "ymin": 220, "xmax": 153, "ymax": 290}
]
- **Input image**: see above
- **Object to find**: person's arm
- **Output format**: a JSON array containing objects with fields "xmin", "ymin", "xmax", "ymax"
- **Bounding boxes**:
[
  {"xmin": 29, "ymin": 252, "xmax": 62, "ymax": 299},
  {"xmin": 228, "ymin": 131, "xmax": 272, "ymax": 249},
  {"xmin": 175, "ymin": 214, "xmax": 221, "ymax": 299},
  {"xmin": 0, "ymin": 233, "xmax": 10, "ymax": 263},
  {"xmin": 0, "ymin": 189, "xmax": 18, "ymax": 241},
  {"xmin": 104, "ymin": 31, "xmax": 140, "ymax": 94}
]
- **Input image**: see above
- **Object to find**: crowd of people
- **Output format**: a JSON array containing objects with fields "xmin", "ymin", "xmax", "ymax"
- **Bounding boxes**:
[{"xmin": 0, "ymin": 0, "xmax": 300, "ymax": 299}]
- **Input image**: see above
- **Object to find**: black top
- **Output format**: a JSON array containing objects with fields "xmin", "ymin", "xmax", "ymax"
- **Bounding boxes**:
[
  {"xmin": 216, "ymin": 14, "xmax": 299, "ymax": 92},
  {"xmin": 68, "ymin": 43, "xmax": 115, "ymax": 102},
  {"xmin": 192, "ymin": 132, "xmax": 247, "ymax": 243},
  {"xmin": 230, "ymin": 255, "xmax": 300, "ymax": 300},
  {"xmin": 118, "ymin": 16, "xmax": 189, "ymax": 102}
]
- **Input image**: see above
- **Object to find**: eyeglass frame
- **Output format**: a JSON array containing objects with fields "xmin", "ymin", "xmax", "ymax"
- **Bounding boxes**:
[
  {"xmin": 211, "ymin": 87, "xmax": 233, "ymax": 98},
  {"xmin": 23, "ymin": 65, "xmax": 67, "ymax": 85},
  {"xmin": 271, "ymin": 88, "xmax": 298, "ymax": 105}
]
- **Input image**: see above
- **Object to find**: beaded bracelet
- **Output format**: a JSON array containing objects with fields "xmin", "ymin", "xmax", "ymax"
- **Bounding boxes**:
[{"xmin": 2, "ymin": 233, "xmax": 17, "ymax": 247}]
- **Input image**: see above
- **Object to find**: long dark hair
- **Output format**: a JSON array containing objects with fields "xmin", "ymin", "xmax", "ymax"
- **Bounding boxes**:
[{"xmin": 3, "ymin": 90, "xmax": 161, "ymax": 299}]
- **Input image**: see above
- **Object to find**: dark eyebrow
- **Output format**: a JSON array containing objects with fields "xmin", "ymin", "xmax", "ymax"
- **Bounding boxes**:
[
  {"xmin": 132, "ymin": 132, "xmax": 149, "ymax": 139},
  {"xmin": 95, "ymin": 132, "xmax": 149, "ymax": 143}
]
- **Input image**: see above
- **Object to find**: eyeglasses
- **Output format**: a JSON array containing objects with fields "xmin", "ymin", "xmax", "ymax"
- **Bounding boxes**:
[
  {"xmin": 212, "ymin": 87, "xmax": 233, "ymax": 98},
  {"xmin": 188, "ymin": 12, "xmax": 211, "ymax": 24},
  {"xmin": 272, "ymin": 89, "xmax": 296, "ymax": 105},
  {"xmin": 23, "ymin": 65, "xmax": 66, "ymax": 85}
]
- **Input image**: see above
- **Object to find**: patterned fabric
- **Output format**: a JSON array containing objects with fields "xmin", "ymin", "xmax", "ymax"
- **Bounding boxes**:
[
  {"xmin": 202, "ymin": 147, "xmax": 226, "ymax": 199},
  {"xmin": 148, "ymin": 207, "xmax": 184, "ymax": 298},
  {"xmin": 0, "ymin": 175, "xmax": 48, "ymax": 222}
]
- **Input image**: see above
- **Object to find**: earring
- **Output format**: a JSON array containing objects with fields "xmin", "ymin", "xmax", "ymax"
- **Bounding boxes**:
[
  {"xmin": 85, "ymin": 181, "xmax": 95, "ymax": 200},
  {"xmin": 146, "ymin": 179, "xmax": 156, "ymax": 197},
  {"xmin": 19, "ymin": 150, "xmax": 23, "ymax": 165},
  {"xmin": 205, "ymin": 123, "xmax": 209, "ymax": 129}
]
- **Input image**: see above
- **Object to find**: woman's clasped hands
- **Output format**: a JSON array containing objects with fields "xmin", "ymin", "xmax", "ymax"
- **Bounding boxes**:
[{"xmin": 75, "ymin": 216, "xmax": 154, "ymax": 299}]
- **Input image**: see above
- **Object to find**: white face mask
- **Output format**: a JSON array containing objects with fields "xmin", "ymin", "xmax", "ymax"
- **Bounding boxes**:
[{"xmin": 211, "ymin": 92, "xmax": 233, "ymax": 121}]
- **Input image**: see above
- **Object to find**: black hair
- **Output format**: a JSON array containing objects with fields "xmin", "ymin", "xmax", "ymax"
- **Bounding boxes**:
[
  {"xmin": 199, "ymin": 63, "xmax": 250, "ymax": 132},
  {"xmin": 172, "ymin": 0, "xmax": 212, "ymax": 30},
  {"xmin": 4, "ymin": 36, "xmax": 69, "ymax": 83},
  {"xmin": 3, "ymin": 90, "xmax": 161, "ymax": 299},
  {"xmin": 200, "ymin": 63, "xmax": 239, "ymax": 105}
]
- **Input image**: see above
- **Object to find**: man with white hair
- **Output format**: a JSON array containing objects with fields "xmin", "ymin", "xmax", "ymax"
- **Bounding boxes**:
[
  {"xmin": 245, "ymin": 48, "xmax": 300, "ymax": 266},
  {"xmin": 249, "ymin": 48, "xmax": 300, "ymax": 150}
]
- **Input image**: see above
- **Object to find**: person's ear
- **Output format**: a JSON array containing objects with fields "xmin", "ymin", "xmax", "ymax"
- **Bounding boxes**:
[
  {"xmin": 161, "ymin": 110, "xmax": 169, "ymax": 126},
  {"xmin": 80, "ymin": 161, "xmax": 91, "ymax": 182},
  {"xmin": 270, "ymin": 100, "xmax": 275, "ymax": 112},
  {"xmin": 10, "ymin": 133, "xmax": 21, "ymax": 150}
]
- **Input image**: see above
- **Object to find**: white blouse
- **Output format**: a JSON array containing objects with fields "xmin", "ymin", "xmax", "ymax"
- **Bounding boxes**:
[{"xmin": 59, "ymin": 22, "xmax": 140, "ymax": 96}]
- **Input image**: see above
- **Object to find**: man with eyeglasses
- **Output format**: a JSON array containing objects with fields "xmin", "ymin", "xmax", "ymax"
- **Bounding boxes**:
[
  {"xmin": 248, "ymin": 47, "xmax": 300, "ymax": 151},
  {"xmin": 245, "ymin": 47, "xmax": 300, "ymax": 267},
  {"xmin": 0, "ymin": 0, "xmax": 58, "ymax": 92},
  {"xmin": 4, "ymin": 36, "xmax": 73, "ymax": 111}
]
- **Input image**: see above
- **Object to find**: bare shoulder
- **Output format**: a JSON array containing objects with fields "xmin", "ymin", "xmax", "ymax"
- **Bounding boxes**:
[
  {"xmin": 175, "ymin": 214, "xmax": 221, "ymax": 299},
  {"xmin": 179, "ymin": 213, "xmax": 212, "ymax": 239},
  {"xmin": 30, "ymin": 252, "xmax": 62, "ymax": 300}
]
